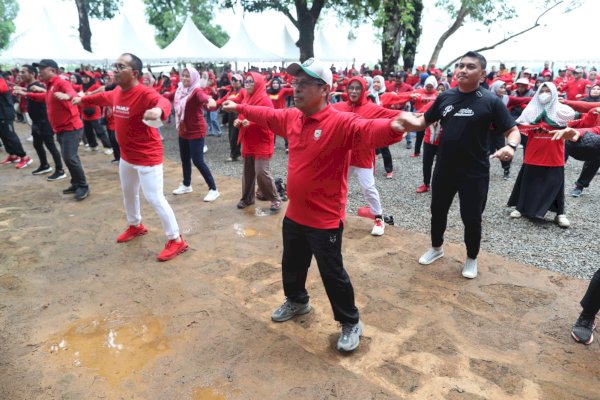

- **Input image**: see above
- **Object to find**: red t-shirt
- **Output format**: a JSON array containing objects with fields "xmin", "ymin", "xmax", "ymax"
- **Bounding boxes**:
[
  {"xmin": 81, "ymin": 84, "xmax": 171, "ymax": 166},
  {"xmin": 27, "ymin": 76, "xmax": 82, "ymax": 134},
  {"xmin": 268, "ymin": 86, "xmax": 294, "ymax": 109},
  {"xmin": 563, "ymin": 78, "xmax": 592, "ymax": 100},
  {"xmin": 178, "ymin": 87, "xmax": 209, "ymax": 139},
  {"xmin": 236, "ymin": 104, "xmax": 404, "ymax": 229},
  {"xmin": 520, "ymin": 122, "xmax": 564, "ymax": 167}
]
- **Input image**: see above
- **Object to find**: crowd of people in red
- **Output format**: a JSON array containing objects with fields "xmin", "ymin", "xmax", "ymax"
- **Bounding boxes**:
[{"xmin": 1, "ymin": 53, "xmax": 600, "ymax": 351}]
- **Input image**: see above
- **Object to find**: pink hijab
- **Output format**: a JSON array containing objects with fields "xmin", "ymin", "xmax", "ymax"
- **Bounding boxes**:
[{"xmin": 174, "ymin": 67, "xmax": 202, "ymax": 129}]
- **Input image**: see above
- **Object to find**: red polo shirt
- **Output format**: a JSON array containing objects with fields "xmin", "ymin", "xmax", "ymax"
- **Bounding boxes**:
[
  {"xmin": 80, "ymin": 84, "xmax": 171, "ymax": 166},
  {"xmin": 236, "ymin": 104, "xmax": 404, "ymax": 229},
  {"xmin": 27, "ymin": 76, "xmax": 82, "ymax": 134}
]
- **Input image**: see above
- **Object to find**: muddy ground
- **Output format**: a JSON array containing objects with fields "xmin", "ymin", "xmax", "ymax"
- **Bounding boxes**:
[{"xmin": 0, "ymin": 124, "xmax": 599, "ymax": 400}]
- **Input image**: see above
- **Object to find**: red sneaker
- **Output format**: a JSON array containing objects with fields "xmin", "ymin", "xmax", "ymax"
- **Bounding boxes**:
[
  {"xmin": 410, "ymin": 153, "xmax": 420, "ymax": 158},
  {"xmin": 116, "ymin": 224, "xmax": 148, "ymax": 243},
  {"xmin": 15, "ymin": 155, "xmax": 32, "ymax": 169},
  {"xmin": 416, "ymin": 184, "xmax": 430, "ymax": 193},
  {"xmin": 385, "ymin": 172, "xmax": 393, "ymax": 179},
  {"xmin": 1, "ymin": 155, "xmax": 20, "ymax": 164},
  {"xmin": 157, "ymin": 236, "xmax": 189, "ymax": 261}
]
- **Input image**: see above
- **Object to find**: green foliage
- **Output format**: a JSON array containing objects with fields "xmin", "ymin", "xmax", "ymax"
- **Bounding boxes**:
[
  {"xmin": 144, "ymin": 0, "xmax": 229, "ymax": 48},
  {"xmin": 87, "ymin": 0, "xmax": 122, "ymax": 19},
  {"xmin": 434, "ymin": 0, "xmax": 516, "ymax": 26},
  {"xmin": 0, "ymin": 0, "xmax": 19, "ymax": 50}
]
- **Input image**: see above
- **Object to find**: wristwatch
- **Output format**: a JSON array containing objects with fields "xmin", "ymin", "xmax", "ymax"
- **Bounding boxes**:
[{"xmin": 507, "ymin": 141, "xmax": 518, "ymax": 151}]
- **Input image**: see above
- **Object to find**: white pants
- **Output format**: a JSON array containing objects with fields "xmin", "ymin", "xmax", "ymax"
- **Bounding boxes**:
[
  {"xmin": 348, "ymin": 166, "xmax": 383, "ymax": 216},
  {"xmin": 119, "ymin": 159, "xmax": 180, "ymax": 240}
]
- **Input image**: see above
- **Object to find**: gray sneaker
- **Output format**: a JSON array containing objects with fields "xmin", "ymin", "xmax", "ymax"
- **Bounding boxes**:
[
  {"xmin": 337, "ymin": 321, "xmax": 363, "ymax": 352},
  {"xmin": 271, "ymin": 299, "xmax": 311, "ymax": 322},
  {"xmin": 462, "ymin": 257, "xmax": 478, "ymax": 279},
  {"xmin": 418, "ymin": 247, "xmax": 444, "ymax": 265}
]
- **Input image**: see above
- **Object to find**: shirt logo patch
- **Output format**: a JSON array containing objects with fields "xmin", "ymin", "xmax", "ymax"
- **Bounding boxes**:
[
  {"xmin": 442, "ymin": 105, "xmax": 454, "ymax": 117},
  {"xmin": 454, "ymin": 108, "xmax": 474, "ymax": 117},
  {"xmin": 314, "ymin": 129, "xmax": 322, "ymax": 140}
]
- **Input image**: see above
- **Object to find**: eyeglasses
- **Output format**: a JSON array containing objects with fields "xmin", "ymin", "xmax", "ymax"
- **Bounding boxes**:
[
  {"xmin": 111, "ymin": 63, "xmax": 132, "ymax": 72},
  {"xmin": 291, "ymin": 80, "xmax": 325, "ymax": 89},
  {"xmin": 244, "ymin": 80, "xmax": 254, "ymax": 86}
]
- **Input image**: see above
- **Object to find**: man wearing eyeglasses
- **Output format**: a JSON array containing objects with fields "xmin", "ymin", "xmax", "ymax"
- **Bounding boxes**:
[
  {"xmin": 73, "ymin": 53, "xmax": 188, "ymax": 262},
  {"xmin": 25, "ymin": 59, "xmax": 89, "ymax": 200},
  {"xmin": 222, "ymin": 58, "xmax": 407, "ymax": 353}
]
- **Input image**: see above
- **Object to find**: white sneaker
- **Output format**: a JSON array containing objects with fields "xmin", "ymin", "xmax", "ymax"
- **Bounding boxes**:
[
  {"xmin": 203, "ymin": 145, "xmax": 208, "ymax": 154},
  {"xmin": 510, "ymin": 210, "xmax": 521, "ymax": 218},
  {"xmin": 203, "ymin": 189, "xmax": 220, "ymax": 202},
  {"xmin": 555, "ymin": 214, "xmax": 570, "ymax": 228},
  {"xmin": 418, "ymin": 247, "xmax": 444, "ymax": 265},
  {"xmin": 172, "ymin": 183, "xmax": 193, "ymax": 195},
  {"xmin": 462, "ymin": 257, "xmax": 478, "ymax": 279},
  {"xmin": 26, "ymin": 135, "xmax": 33, "ymax": 142},
  {"xmin": 103, "ymin": 148, "xmax": 114, "ymax": 155},
  {"xmin": 371, "ymin": 218, "xmax": 385, "ymax": 236}
]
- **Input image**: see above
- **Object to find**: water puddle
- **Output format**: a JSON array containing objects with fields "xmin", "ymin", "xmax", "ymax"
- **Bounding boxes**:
[
  {"xmin": 233, "ymin": 223, "xmax": 258, "ymax": 238},
  {"xmin": 193, "ymin": 387, "xmax": 226, "ymax": 400},
  {"xmin": 47, "ymin": 315, "xmax": 169, "ymax": 385},
  {"xmin": 254, "ymin": 207, "xmax": 271, "ymax": 217}
]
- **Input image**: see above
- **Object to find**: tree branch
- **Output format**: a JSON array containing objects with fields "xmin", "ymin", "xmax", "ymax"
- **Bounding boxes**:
[
  {"xmin": 441, "ymin": 0, "xmax": 565, "ymax": 70},
  {"xmin": 428, "ymin": 1, "xmax": 469, "ymax": 66}
]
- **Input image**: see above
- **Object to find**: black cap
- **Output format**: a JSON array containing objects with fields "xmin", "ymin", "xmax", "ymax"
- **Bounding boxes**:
[{"xmin": 33, "ymin": 59, "xmax": 59, "ymax": 70}]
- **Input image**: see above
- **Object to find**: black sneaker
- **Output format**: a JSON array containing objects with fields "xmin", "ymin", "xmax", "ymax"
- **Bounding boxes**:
[
  {"xmin": 570, "ymin": 186, "xmax": 583, "ymax": 198},
  {"xmin": 74, "ymin": 186, "xmax": 90, "ymax": 201},
  {"xmin": 62, "ymin": 185, "xmax": 77, "ymax": 194},
  {"xmin": 571, "ymin": 317, "xmax": 596, "ymax": 345},
  {"xmin": 32, "ymin": 165, "xmax": 52, "ymax": 175},
  {"xmin": 503, "ymin": 168, "xmax": 510, "ymax": 180},
  {"xmin": 47, "ymin": 170, "xmax": 67, "ymax": 181}
]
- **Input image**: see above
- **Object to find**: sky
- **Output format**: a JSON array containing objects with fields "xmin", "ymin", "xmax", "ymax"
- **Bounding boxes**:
[{"xmin": 12, "ymin": 0, "xmax": 598, "ymax": 68}]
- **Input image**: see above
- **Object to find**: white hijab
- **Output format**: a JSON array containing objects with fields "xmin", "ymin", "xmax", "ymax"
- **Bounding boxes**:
[
  {"xmin": 516, "ymin": 82, "xmax": 575, "ymax": 127},
  {"xmin": 489, "ymin": 80, "xmax": 509, "ymax": 106}
]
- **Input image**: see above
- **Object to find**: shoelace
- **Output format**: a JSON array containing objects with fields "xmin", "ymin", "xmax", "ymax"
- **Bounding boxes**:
[
  {"xmin": 341, "ymin": 324, "xmax": 355, "ymax": 337},
  {"xmin": 577, "ymin": 318, "xmax": 595, "ymax": 330}
]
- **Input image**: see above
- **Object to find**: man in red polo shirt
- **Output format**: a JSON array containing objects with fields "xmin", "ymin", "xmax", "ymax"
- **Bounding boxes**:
[
  {"xmin": 73, "ymin": 53, "xmax": 187, "ymax": 262},
  {"xmin": 222, "ymin": 58, "xmax": 406, "ymax": 353},
  {"xmin": 26, "ymin": 59, "xmax": 89, "ymax": 200}
]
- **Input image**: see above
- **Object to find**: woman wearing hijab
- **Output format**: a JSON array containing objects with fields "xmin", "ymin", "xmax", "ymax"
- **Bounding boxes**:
[
  {"xmin": 216, "ymin": 74, "xmax": 245, "ymax": 161},
  {"xmin": 267, "ymin": 77, "xmax": 294, "ymax": 152},
  {"xmin": 416, "ymin": 83, "xmax": 447, "ymax": 193},
  {"xmin": 372, "ymin": 75, "xmax": 394, "ymax": 178},
  {"xmin": 235, "ymin": 72, "xmax": 281, "ymax": 211},
  {"xmin": 488, "ymin": 80, "xmax": 532, "ymax": 179},
  {"xmin": 411, "ymin": 75, "xmax": 439, "ymax": 157},
  {"xmin": 171, "ymin": 67, "xmax": 220, "ymax": 202},
  {"xmin": 507, "ymin": 82, "xmax": 579, "ymax": 228},
  {"xmin": 81, "ymin": 71, "xmax": 112, "ymax": 155}
]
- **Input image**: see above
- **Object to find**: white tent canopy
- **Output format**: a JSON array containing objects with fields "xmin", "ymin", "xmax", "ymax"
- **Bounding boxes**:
[
  {"xmin": 278, "ymin": 26, "xmax": 299, "ymax": 62},
  {"xmin": 0, "ymin": 7, "xmax": 99, "ymax": 64},
  {"xmin": 92, "ymin": 15, "xmax": 164, "ymax": 63},
  {"xmin": 314, "ymin": 30, "xmax": 353, "ymax": 62},
  {"xmin": 220, "ymin": 21, "xmax": 283, "ymax": 62},
  {"xmin": 161, "ymin": 17, "xmax": 227, "ymax": 62}
]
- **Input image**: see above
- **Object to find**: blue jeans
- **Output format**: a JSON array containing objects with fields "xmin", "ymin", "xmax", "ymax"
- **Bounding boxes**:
[
  {"xmin": 205, "ymin": 111, "xmax": 221, "ymax": 136},
  {"xmin": 179, "ymin": 136, "xmax": 216, "ymax": 190}
]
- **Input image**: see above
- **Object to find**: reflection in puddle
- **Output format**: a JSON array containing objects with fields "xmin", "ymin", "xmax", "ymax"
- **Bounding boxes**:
[
  {"xmin": 47, "ymin": 315, "xmax": 169, "ymax": 385},
  {"xmin": 193, "ymin": 387, "xmax": 226, "ymax": 400},
  {"xmin": 254, "ymin": 207, "xmax": 270, "ymax": 217},
  {"xmin": 233, "ymin": 223, "xmax": 258, "ymax": 238}
]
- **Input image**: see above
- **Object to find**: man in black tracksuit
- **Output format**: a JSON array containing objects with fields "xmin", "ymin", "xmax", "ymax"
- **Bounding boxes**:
[{"xmin": 396, "ymin": 51, "xmax": 520, "ymax": 279}]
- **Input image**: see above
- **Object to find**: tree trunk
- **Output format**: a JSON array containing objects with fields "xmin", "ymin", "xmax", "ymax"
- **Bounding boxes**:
[
  {"xmin": 74, "ymin": 0, "xmax": 92, "ymax": 52},
  {"xmin": 402, "ymin": 0, "xmax": 423, "ymax": 70},
  {"xmin": 380, "ymin": 0, "xmax": 403, "ymax": 75},
  {"xmin": 293, "ymin": 0, "xmax": 324, "ymax": 62},
  {"xmin": 428, "ymin": 2, "xmax": 469, "ymax": 67}
]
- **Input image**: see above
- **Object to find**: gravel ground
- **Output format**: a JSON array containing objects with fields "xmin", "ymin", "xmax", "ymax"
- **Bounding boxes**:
[{"xmin": 162, "ymin": 117, "xmax": 600, "ymax": 280}]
